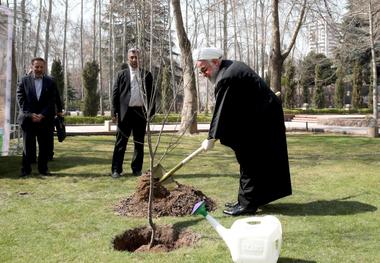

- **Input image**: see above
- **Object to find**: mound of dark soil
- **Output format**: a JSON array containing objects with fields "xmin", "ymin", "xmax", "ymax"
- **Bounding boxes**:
[{"xmin": 114, "ymin": 173, "xmax": 216, "ymax": 217}]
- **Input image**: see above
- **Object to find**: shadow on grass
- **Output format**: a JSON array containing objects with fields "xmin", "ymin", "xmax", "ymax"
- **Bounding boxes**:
[
  {"xmin": 173, "ymin": 218, "xmax": 203, "ymax": 229},
  {"xmin": 278, "ymin": 258, "xmax": 316, "ymax": 263},
  {"xmin": 262, "ymin": 197, "xmax": 377, "ymax": 216},
  {"xmin": 0, "ymin": 155, "xmax": 112, "ymax": 179},
  {"xmin": 173, "ymin": 173, "xmax": 239, "ymax": 180}
]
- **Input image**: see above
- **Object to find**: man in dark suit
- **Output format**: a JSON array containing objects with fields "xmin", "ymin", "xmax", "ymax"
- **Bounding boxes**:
[
  {"xmin": 195, "ymin": 47, "xmax": 292, "ymax": 216},
  {"xmin": 17, "ymin": 57, "xmax": 57, "ymax": 177},
  {"xmin": 111, "ymin": 48, "xmax": 155, "ymax": 178}
]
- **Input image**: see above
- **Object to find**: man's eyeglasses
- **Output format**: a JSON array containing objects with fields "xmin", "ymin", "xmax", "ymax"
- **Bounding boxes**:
[{"xmin": 198, "ymin": 66, "xmax": 208, "ymax": 75}]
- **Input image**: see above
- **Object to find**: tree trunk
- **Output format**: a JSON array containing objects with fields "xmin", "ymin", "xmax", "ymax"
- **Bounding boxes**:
[
  {"xmin": 98, "ymin": 0, "xmax": 103, "ymax": 115},
  {"xmin": 108, "ymin": 0, "xmax": 113, "ymax": 108},
  {"xmin": 80, "ymin": 0, "xmax": 84, "ymax": 100},
  {"xmin": 223, "ymin": 0, "xmax": 228, "ymax": 58},
  {"xmin": 270, "ymin": 0, "xmax": 306, "ymax": 92},
  {"xmin": 92, "ymin": 0, "xmax": 97, "ymax": 61},
  {"xmin": 172, "ymin": 0, "xmax": 198, "ymax": 134},
  {"xmin": 20, "ymin": 0, "xmax": 26, "ymax": 73},
  {"xmin": 33, "ymin": 0, "xmax": 42, "ymax": 57},
  {"xmin": 63, "ymin": 0, "xmax": 68, "ymax": 109},
  {"xmin": 368, "ymin": 0, "xmax": 378, "ymax": 136},
  {"xmin": 44, "ymin": 0, "xmax": 53, "ymax": 73}
]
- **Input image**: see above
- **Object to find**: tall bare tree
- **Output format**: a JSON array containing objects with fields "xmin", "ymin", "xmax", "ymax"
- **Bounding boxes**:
[
  {"xmin": 62, "ymin": 0, "xmax": 68, "ymax": 109},
  {"xmin": 92, "ymin": 0, "xmax": 97, "ymax": 61},
  {"xmin": 368, "ymin": 0, "xmax": 378, "ymax": 137},
  {"xmin": 98, "ymin": 0, "xmax": 103, "ymax": 115},
  {"xmin": 44, "ymin": 0, "xmax": 53, "ymax": 73},
  {"xmin": 270, "ymin": 0, "xmax": 307, "ymax": 92},
  {"xmin": 33, "ymin": 0, "xmax": 42, "ymax": 57},
  {"xmin": 172, "ymin": 0, "xmax": 198, "ymax": 134}
]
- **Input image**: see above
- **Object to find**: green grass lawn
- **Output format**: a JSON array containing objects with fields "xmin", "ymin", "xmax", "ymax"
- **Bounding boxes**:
[{"xmin": 0, "ymin": 133, "xmax": 379, "ymax": 263}]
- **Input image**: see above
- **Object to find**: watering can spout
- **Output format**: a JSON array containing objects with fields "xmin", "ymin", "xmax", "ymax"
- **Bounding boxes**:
[{"xmin": 191, "ymin": 201, "xmax": 231, "ymax": 247}]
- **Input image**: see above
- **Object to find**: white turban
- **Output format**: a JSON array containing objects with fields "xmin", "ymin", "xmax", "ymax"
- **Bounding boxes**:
[{"xmin": 194, "ymin": 47, "xmax": 223, "ymax": 61}]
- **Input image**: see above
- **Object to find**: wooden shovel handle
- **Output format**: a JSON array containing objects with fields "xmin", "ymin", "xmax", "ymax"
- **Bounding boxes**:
[{"xmin": 159, "ymin": 146, "xmax": 204, "ymax": 182}]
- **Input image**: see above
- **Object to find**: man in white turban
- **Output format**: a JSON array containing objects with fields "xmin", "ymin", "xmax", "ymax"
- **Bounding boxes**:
[{"xmin": 195, "ymin": 47, "xmax": 292, "ymax": 216}]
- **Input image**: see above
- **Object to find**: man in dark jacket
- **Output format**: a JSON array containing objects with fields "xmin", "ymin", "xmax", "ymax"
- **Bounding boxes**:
[
  {"xmin": 17, "ymin": 57, "xmax": 57, "ymax": 177},
  {"xmin": 195, "ymin": 47, "xmax": 292, "ymax": 216},
  {"xmin": 111, "ymin": 48, "xmax": 155, "ymax": 178}
]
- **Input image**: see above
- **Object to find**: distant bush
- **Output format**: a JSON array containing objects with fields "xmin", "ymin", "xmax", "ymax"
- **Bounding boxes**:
[{"xmin": 64, "ymin": 110, "xmax": 372, "ymax": 125}]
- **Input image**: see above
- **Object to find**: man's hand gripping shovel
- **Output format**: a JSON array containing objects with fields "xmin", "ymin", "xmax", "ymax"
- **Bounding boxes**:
[{"xmin": 152, "ymin": 139, "xmax": 216, "ymax": 189}]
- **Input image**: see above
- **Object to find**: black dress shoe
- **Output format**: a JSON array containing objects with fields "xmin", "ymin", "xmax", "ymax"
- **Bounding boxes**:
[
  {"xmin": 111, "ymin": 171, "xmax": 121, "ymax": 178},
  {"xmin": 132, "ymin": 170, "xmax": 142, "ymax": 176},
  {"xmin": 225, "ymin": 201, "xmax": 239, "ymax": 208},
  {"xmin": 20, "ymin": 171, "xmax": 31, "ymax": 177},
  {"xmin": 40, "ymin": 171, "xmax": 53, "ymax": 176},
  {"xmin": 223, "ymin": 204, "xmax": 257, "ymax": 216}
]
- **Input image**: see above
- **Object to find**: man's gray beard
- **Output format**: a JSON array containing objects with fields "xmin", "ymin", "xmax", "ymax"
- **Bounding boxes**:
[{"xmin": 208, "ymin": 67, "xmax": 220, "ymax": 84}]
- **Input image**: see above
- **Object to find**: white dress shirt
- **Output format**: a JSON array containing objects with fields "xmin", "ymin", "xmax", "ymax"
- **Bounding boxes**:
[{"xmin": 128, "ymin": 65, "xmax": 144, "ymax": 107}]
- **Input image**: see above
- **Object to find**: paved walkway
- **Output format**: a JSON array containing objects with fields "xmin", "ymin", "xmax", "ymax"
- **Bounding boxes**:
[{"xmin": 66, "ymin": 117, "xmax": 378, "ymax": 136}]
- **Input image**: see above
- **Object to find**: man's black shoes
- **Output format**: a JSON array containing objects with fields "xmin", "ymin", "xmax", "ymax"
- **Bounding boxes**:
[
  {"xmin": 40, "ymin": 171, "xmax": 52, "ymax": 176},
  {"xmin": 225, "ymin": 201, "xmax": 238, "ymax": 208},
  {"xmin": 132, "ymin": 170, "xmax": 142, "ymax": 176},
  {"xmin": 111, "ymin": 171, "xmax": 121, "ymax": 178},
  {"xmin": 20, "ymin": 171, "xmax": 30, "ymax": 177},
  {"xmin": 223, "ymin": 204, "xmax": 257, "ymax": 216}
]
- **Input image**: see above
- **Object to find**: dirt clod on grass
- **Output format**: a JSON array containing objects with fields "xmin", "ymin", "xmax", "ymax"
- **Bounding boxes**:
[
  {"xmin": 114, "ymin": 173, "xmax": 216, "ymax": 217},
  {"xmin": 113, "ymin": 225, "xmax": 200, "ymax": 252}
]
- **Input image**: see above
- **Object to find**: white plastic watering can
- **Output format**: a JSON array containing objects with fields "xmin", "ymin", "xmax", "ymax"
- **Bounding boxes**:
[{"xmin": 192, "ymin": 201, "xmax": 282, "ymax": 263}]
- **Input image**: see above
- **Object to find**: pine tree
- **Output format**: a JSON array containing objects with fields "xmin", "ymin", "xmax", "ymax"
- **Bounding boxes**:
[
  {"xmin": 313, "ymin": 64, "xmax": 325, "ymax": 109},
  {"xmin": 284, "ymin": 60, "xmax": 296, "ymax": 109},
  {"xmin": 334, "ymin": 65, "xmax": 345, "ymax": 108},
  {"xmin": 82, "ymin": 61, "xmax": 100, "ymax": 116},
  {"xmin": 351, "ymin": 61, "xmax": 363, "ymax": 109},
  {"xmin": 160, "ymin": 65, "xmax": 172, "ymax": 113},
  {"xmin": 50, "ymin": 58, "xmax": 64, "ymax": 107}
]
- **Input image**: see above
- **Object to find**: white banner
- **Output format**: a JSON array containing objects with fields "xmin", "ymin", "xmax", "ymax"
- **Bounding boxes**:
[{"xmin": 0, "ymin": 6, "xmax": 13, "ymax": 156}]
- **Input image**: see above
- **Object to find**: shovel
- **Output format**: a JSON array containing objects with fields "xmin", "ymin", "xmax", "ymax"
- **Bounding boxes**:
[{"xmin": 153, "ymin": 146, "xmax": 205, "ymax": 184}]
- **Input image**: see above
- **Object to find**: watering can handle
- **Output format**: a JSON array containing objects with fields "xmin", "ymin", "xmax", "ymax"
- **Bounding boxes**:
[{"xmin": 159, "ymin": 146, "xmax": 204, "ymax": 182}]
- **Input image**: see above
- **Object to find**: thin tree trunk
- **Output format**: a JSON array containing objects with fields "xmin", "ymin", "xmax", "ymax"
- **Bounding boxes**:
[
  {"xmin": 260, "ymin": 0, "xmax": 265, "ymax": 78},
  {"xmin": 123, "ymin": 0, "xmax": 127, "ymax": 61},
  {"xmin": 63, "ymin": 0, "xmax": 68, "ymax": 109},
  {"xmin": 99, "ymin": 0, "xmax": 103, "ymax": 115},
  {"xmin": 33, "ymin": 0, "xmax": 42, "ymax": 57},
  {"xmin": 108, "ymin": 0, "xmax": 113, "ymax": 107},
  {"xmin": 368, "ymin": 0, "xmax": 378, "ymax": 136},
  {"xmin": 20, "ymin": 0, "xmax": 26, "ymax": 73},
  {"xmin": 92, "ymin": 0, "xmax": 97, "ymax": 61},
  {"xmin": 168, "ymin": 0, "xmax": 177, "ymax": 113},
  {"xmin": 80, "ymin": 0, "xmax": 84, "ymax": 100},
  {"xmin": 44, "ymin": 0, "xmax": 52, "ymax": 73},
  {"xmin": 223, "ymin": 0, "xmax": 228, "ymax": 58},
  {"xmin": 172, "ymin": 0, "xmax": 198, "ymax": 134},
  {"xmin": 253, "ymin": 0, "xmax": 258, "ymax": 70}
]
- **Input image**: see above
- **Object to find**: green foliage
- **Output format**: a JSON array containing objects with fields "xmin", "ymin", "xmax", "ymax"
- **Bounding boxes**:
[
  {"xmin": 284, "ymin": 60, "xmax": 297, "ymax": 109},
  {"xmin": 334, "ymin": 65, "xmax": 345, "ymax": 108},
  {"xmin": 313, "ymin": 64, "xmax": 325, "ymax": 109},
  {"xmin": 50, "ymin": 58, "xmax": 64, "ymax": 106},
  {"xmin": 351, "ymin": 61, "xmax": 363, "ymax": 109},
  {"xmin": 300, "ymin": 52, "xmax": 335, "ymax": 89},
  {"xmin": 82, "ymin": 61, "xmax": 100, "ymax": 116},
  {"xmin": 283, "ymin": 108, "xmax": 372, "ymax": 114},
  {"xmin": 160, "ymin": 65, "xmax": 172, "ymax": 113}
]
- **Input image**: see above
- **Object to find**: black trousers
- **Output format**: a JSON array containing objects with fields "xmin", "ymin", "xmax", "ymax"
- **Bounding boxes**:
[
  {"xmin": 111, "ymin": 107, "xmax": 147, "ymax": 174},
  {"xmin": 21, "ymin": 123, "xmax": 50, "ymax": 174}
]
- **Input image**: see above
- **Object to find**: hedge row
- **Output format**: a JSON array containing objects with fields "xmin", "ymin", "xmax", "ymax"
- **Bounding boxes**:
[{"xmin": 64, "ymin": 109, "xmax": 373, "ymax": 125}]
